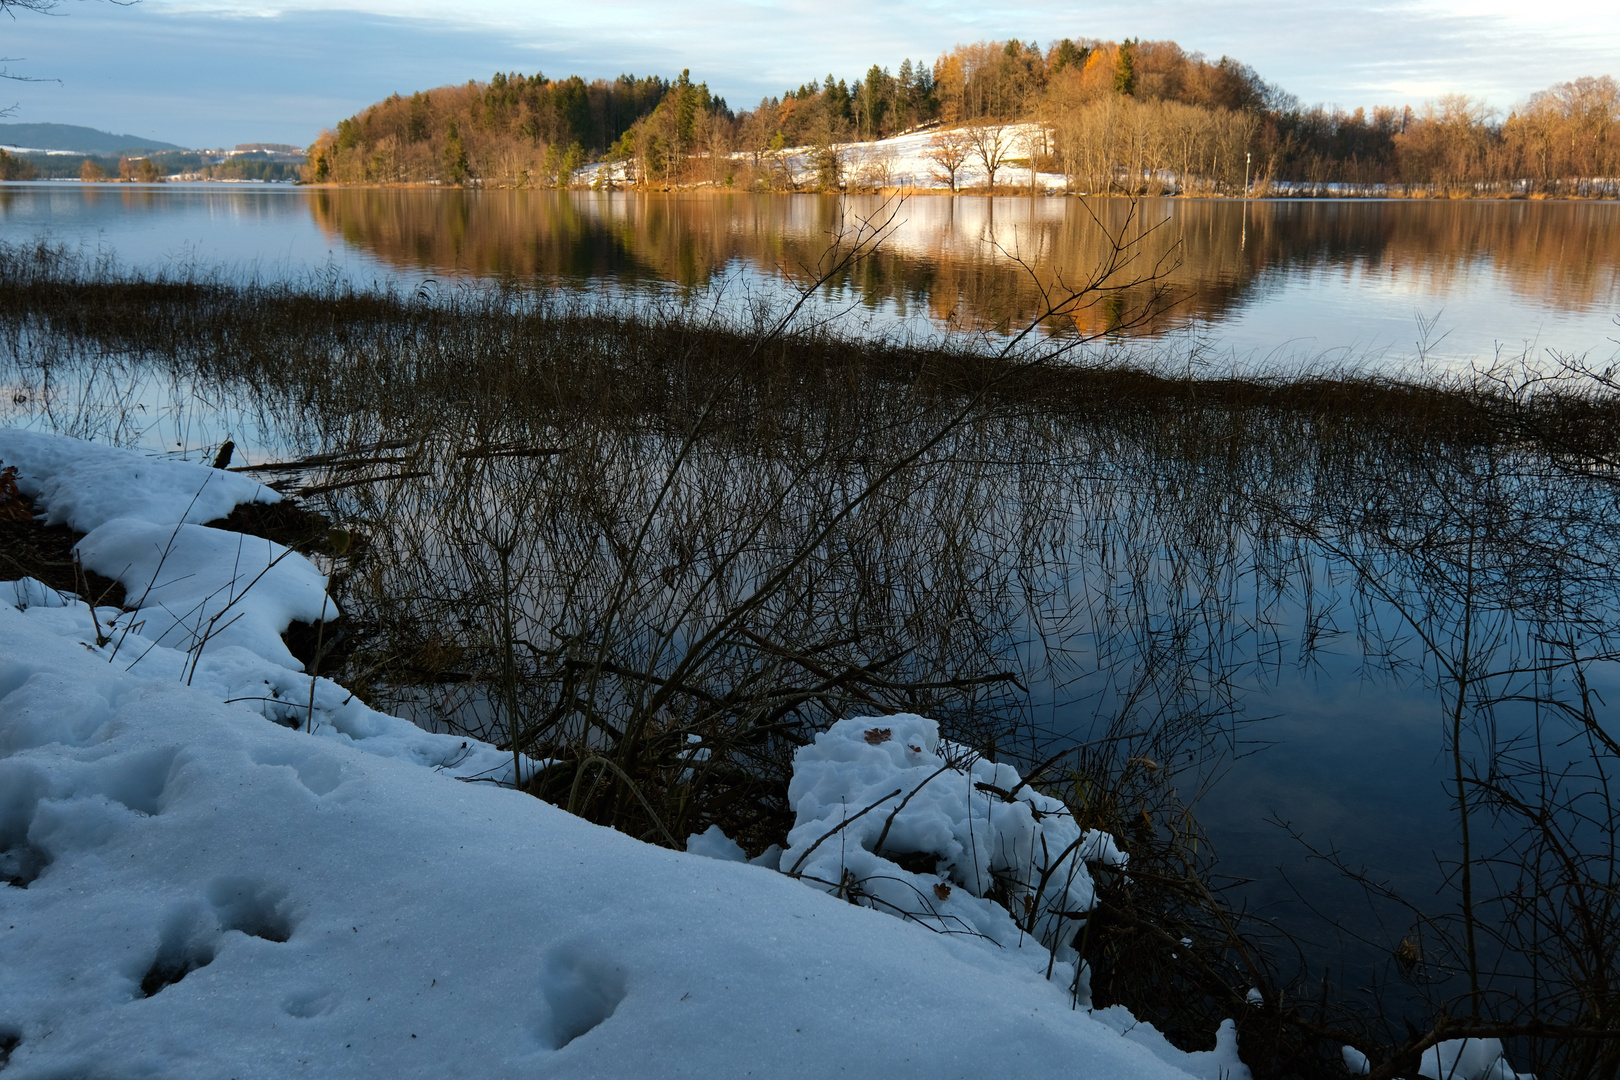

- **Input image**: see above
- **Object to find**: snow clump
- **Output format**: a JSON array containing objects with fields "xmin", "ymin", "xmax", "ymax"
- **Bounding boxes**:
[{"xmin": 782, "ymin": 712, "xmax": 1127, "ymax": 999}]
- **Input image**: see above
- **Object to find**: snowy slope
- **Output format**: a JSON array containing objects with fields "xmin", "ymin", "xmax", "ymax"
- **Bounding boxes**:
[
  {"xmin": 1, "ymin": 430, "xmax": 1241, "ymax": 1078},
  {"xmin": 581, "ymin": 122, "xmax": 1068, "ymax": 193}
]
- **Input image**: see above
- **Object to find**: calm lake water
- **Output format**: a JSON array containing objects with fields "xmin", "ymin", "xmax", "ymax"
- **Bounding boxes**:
[
  {"xmin": 4, "ymin": 181, "xmax": 1618, "ymax": 996},
  {"xmin": 3, "ymin": 182, "xmax": 1618, "ymax": 373}
]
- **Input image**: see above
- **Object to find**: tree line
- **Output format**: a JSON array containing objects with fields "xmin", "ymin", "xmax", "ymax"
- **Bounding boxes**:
[
  {"xmin": 0, "ymin": 149, "xmax": 303, "ymax": 183},
  {"xmin": 301, "ymin": 38, "xmax": 1620, "ymax": 196},
  {"xmin": 304, "ymin": 71, "xmax": 679, "ymax": 186}
]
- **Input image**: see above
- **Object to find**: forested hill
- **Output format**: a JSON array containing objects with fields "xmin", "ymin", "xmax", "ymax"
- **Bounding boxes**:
[
  {"xmin": 304, "ymin": 37, "xmax": 1620, "ymax": 196},
  {"xmin": 305, "ymin": 71, "xmax": 685, "ymax": 186},
  {"xmin": 0, "ymin": 122, "xmax": 184, "ymax": 155}
]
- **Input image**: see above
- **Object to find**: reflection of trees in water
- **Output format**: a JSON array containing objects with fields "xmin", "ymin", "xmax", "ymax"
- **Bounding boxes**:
[
  {"xmin": 1242, "ymin": 197, "xmax": 1620, "ymax": 309},
  {"xmin": 308, "ymin": 191, "xmax": 1620, "ymax": 335}
]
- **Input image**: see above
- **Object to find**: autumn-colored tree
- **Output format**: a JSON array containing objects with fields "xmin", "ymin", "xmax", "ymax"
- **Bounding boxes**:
[
  {"xmin": 1019, "ymin": 125, "xmax": 1048, "ymax": 195},
  {"xmin": 932, "ymin": 40, "xmax": 1043, "ymax": 123},
  {"xmin": 0, "ymin": 147, "xmax": 37, "ymax": 180},
  {"xmin": 1393, "ymin": 94, "xmax": 1494, "ymax": 191},
  {"xmin": 1501, "ymin": 76, "xmax": 1620, "ymax": 192},
  {"xmin": 78, "ymin": 158, "xmax": 105, "ymax": 182},
  {"xmin": 1049, "ymin": 84, "xmax": 1255, "ymax": 195},
  {"xmin": 309, "ymin": 70, "xmax": 672, "ymax": 186}
]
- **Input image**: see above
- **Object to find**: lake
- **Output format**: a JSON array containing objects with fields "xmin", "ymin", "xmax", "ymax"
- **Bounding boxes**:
[
  {"xmin": 2, "ymin": 183, "xmax": 1618, "ymax": 374},
  {"xmin": 3, "ymin": 183, "xmax": 1618, "ymax": 1018}
]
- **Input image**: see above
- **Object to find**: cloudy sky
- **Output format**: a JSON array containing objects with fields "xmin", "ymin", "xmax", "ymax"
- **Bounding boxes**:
[{"xmin": 3, "ymin": 0, "xmax": 1618, "ymax": 149}]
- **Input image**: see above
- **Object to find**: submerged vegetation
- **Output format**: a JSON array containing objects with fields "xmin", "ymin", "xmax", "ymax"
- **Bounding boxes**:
[{"xmin": 2, "ymin": 229, "xmax": 1619, "ymax": 1076}]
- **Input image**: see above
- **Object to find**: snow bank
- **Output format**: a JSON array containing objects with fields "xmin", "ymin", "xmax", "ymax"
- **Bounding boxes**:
[
  {"xmin": 1419, "ymin": 1038, "xmax": 1533, "ymax": 1080},
  {"xmin": 0, "ymin": 430, "xmax": 278, "ymax": 533},
  {"xmin": 783, "ymin": 713, "xmax": 1126, "ymax": 994},
  {"xmin": 77, "ymin": 520, "xmax": 333, "ymax": 670},
  {"xmin": 1094, "ymin": 1011, "xmax": 1251, "ymax": 1080},
  {"xmin": 580, "ymin": 122, "xmax": 1069, "ymax": 193},
  {"xmin": 1, "ymin": 429, "xmax": 318, "ymax": 669},
  {"xmin": 6, "ymin": 581, "xmax": 523, "ymax": 783},
  {"xmin": 0, "ymin": 430, "xmax": 527, "ymax": 783},
  {"xmin": 1, "ymin": 599, "xmax": 1207, "ymax": 1079}
]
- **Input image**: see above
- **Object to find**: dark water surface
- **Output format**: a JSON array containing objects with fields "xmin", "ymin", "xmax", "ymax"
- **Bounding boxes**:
[{"xmin": 3, "ymin": 183, "xmax": 1618, "ymax": 372}]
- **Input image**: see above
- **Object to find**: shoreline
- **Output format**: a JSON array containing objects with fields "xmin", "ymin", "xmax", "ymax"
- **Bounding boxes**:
[{"xmin": 5, "ymin": 177, "xmax": 1619, "ymax": 202}]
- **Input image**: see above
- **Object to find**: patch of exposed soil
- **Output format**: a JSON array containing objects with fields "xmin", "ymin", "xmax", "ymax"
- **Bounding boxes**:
[
  {"xmin": 0, "ymin": 490, "xmax": 126, "ymax": 608},
  {"xmin": 204, "ymin": 499, "xmax": 353, "ymax": 559}
]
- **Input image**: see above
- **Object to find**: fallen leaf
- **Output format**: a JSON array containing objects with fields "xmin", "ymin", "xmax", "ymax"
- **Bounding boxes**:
[
  {"xmin": 0, "ymin": 466, "xmax": 32, "ymax": 522},
  {"xmin": 933, "ymin": 883, "xmax": 951, "ymax": 901},
  {"xmin": 864, "ymin": 727, "xmax": 893, "ymax": 745}
]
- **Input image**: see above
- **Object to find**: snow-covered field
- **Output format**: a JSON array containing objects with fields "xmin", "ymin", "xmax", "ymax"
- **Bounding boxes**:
[
  {"xmin": 0, "ymin": 430, "xmax": 1527, "ymax": 1079},
  {"xmin": 582, "ymin": 122, "xmax": 1069, "ymax": 194}
]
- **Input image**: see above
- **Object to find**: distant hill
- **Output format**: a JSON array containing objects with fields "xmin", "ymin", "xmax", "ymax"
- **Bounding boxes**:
[{"xmin": 0, "ymin": 123, "xmax": 185, "ymax": 155}]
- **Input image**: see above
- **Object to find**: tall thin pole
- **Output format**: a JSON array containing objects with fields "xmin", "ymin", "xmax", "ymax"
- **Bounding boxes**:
[{"xmin": 1244, "ymin": 151, "xmax": 1251, "ymax": 198}]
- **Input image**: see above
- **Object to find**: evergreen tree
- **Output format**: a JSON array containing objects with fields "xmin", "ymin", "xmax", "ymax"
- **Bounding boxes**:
[
  {"xmin": 674, "ymin": 69, "xmax": 698, "ymax": 151},
  {"xmin": 824, "ymin": 74, "xmax": 851, "ymax": 123},
  {"xmin": 408, "ymin": 93, "xmax": 431, "ymax": 142},
  {"xmin": 1114, "ymin": 41, "xmax": 1137, "ymax": 96},
  {"xmin": 1050, "ymin": 38, "xmax": 1087, "ymax": 75},
  {"xmin": 442, "ymin": 120, "xmax": 469, "ymax": 183}
]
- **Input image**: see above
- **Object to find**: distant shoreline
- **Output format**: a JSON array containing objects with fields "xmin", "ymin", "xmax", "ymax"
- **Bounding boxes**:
[{"xmin": 4, "ymin": 177, "xmax": 1619, "ymax": 201}]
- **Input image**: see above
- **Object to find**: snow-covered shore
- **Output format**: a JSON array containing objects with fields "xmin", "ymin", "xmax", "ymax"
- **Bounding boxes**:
[
  {"xmin": 0, "ymin": 430, "xmax": 1244, "ymax": 1078},
  {"xmin": 3, "ymin": 600, "xmax": 1246, "ymax": 1078},
  {"xmin": 0, "ymin": 429, "xmax": 1542, "ymax": 1080}
]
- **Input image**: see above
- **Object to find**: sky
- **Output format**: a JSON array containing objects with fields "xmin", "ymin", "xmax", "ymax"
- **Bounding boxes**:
[{"xmin": 2, "ymin": 0, "xmax": 1618, "ymax": 149}]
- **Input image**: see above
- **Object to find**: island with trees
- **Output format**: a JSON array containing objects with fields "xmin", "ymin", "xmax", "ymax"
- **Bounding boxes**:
[{"xmin": 303, "ymin": 37, "xmax": 1620, "ymax": 197}]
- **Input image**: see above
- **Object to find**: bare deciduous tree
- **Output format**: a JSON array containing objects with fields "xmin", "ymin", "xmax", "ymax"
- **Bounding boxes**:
[
  {"xmin": 923, "ymin": 128, "xmax": 973, "ymax": 192},
  {"xmin": 965, "ymin": 119, "xmax": 1016, "ymax": 190}
]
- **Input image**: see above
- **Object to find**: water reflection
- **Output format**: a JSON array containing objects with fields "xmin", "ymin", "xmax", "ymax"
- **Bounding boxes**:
[
  {"xmin": 4, "ymin": 183, "xmax": 1618, "ymax": 365},
  {"xmin": 308, "ymin": 189, "xmax": 1620, "ymax": 346}
]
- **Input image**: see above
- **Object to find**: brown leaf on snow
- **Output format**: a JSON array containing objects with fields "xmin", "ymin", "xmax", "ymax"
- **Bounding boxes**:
[
  {"xmin": 933, "ymin": 883, "xmax": 952, "ymax": 901},
  {"xmin": 864, "ymin": 727, "xmax": 893, "ymax": 745},
  {"xmin": 0, "ymin": 466, "xmax": 33, "ymax": 523},
  {"xmin": 908, "ymin": 745, "xmax": 922, "ymax": 754}
]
